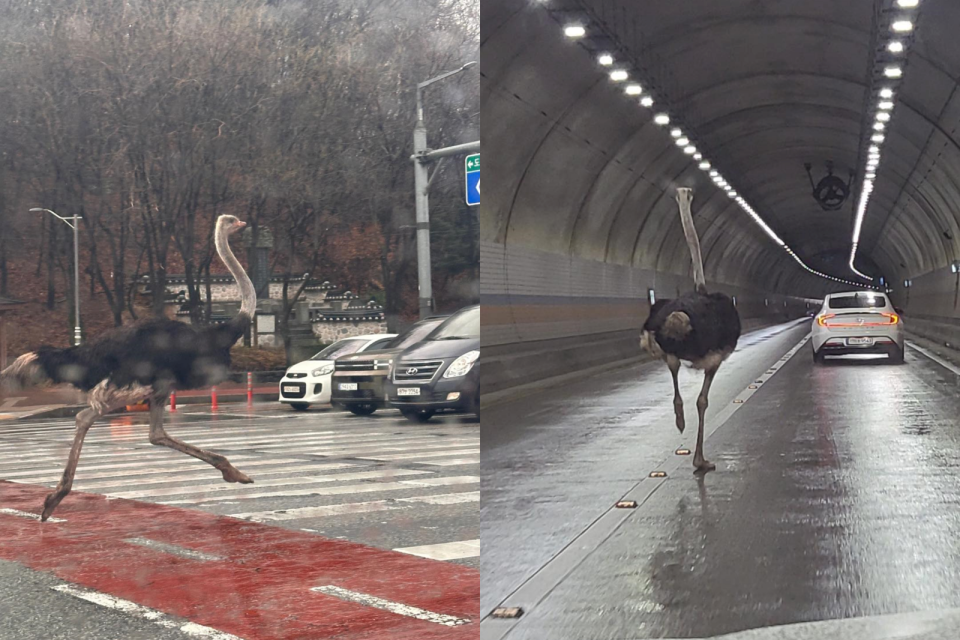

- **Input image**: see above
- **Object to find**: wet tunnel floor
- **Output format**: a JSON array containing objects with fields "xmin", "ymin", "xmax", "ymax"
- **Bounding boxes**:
[{"xmin": 482, "ymin": 320, "xmax": 960, "ymax": 639}]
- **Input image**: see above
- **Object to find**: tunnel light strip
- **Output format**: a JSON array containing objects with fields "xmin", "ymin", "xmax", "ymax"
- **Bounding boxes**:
[
  {"xmin": 849, "ymin": 1, "xmax": 922, "ymax": 281},
  {"xmin": 559, "ymin": 15, "xmax": 870, "ymax": 289}
]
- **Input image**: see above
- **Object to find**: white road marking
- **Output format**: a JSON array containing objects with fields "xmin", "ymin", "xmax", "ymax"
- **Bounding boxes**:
[
  {"xmin": 2, "ymin": 456, "xmax": 290, "ymax": 482},
  {"xmin": 231, "ymin": 500, "xmax": 403, "ymax": 521},
  {"xmin": 398, "ymin": 475, "xmax": 479, "ymax": 487},
  {"xmin": 123, "ymin": 537, "xmax": 223, "ymax": 561},
  {"xmin": 0, "ymin": 508, "xmax": 66, "ymax": 523},
  {"xmin": 908, "ymin": 341, "xmax": 960, "ymax": 376},
  {"xmin": 75, "ymin": 463, "xmax": 357, "ymax": 490},
  {"xmin": 52, "ymin": 584, "xmax": 243, "ymax": 638},
  {"xmin": 229, "ymin": 491, "xmax": 480, "ymax": 521},
  {"xmin": 159, "ymin": 477, "xmax": 478, "ymax": 505},
  {"xmin": 422, "ymin": 457, "xmax": 481, "ymax": 466},
  {"xmin": 0, "ymin": 455, "xmax": 259, "ymax": 479},
  {"xmin": 359, "ymin": 448, "xmax": 479, "ymax": 461},
  {"xmin": 398, "ymin": 491, "xmax": 479, "ymax": 505},
  {"xmin": 112, "ymin": 469, "xmax": 432, "ymax": 499},
  {"xmin": 395, "ymin": 539, "xmax": 480, "ymax": 561},
  {"xmin": 311, "ymin": 585, "xmax": 471, "ymax": 627}
]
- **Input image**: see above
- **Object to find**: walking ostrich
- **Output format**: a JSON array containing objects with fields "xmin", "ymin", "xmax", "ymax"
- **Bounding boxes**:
[
  {"xmin": 640, "ymin": 188, "xmax": 741, "ymax": 472},
  {"xmin": 0, "ymin": 215, "xmax": 255, "ymax": 520}
]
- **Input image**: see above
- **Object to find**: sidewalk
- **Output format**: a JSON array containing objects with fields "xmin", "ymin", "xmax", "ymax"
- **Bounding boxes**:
[{"xmin": 0, "ymin": 381, "xmax": 280, "ymax": 422}]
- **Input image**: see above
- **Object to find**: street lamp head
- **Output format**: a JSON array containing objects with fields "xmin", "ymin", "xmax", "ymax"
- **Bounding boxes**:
[
  {"xmin": 28, "ymin": 208, "xmax": 44, "ymax": 212},
  {"xmin": 460, "ymin": 61, "xmax": 477, "ymax": 71}
]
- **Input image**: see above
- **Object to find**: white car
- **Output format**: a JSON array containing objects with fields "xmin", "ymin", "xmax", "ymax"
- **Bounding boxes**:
[
  {"xmin": 279, "ymin": 333, "xmax": 397, "ymax": 410},
  {"xmin": 811, "ymin": 291, "xmax": 904, "ymax": 364}
]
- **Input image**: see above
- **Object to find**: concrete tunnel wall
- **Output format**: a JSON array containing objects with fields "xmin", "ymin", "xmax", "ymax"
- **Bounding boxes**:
[{"xmin": 480, "ymin": 1, "xmax": 827, "ymax": 394}]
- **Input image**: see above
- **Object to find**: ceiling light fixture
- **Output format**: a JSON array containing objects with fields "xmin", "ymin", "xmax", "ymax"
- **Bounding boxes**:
[{"xmin": 564, "ymin": 25, "xmax": 586, "ymax": 38}]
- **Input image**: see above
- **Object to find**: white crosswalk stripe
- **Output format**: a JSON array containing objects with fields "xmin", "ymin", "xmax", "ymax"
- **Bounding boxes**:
[{"xmin": 0, "ymin": 409, "xmax": 479, "ymax": 564}]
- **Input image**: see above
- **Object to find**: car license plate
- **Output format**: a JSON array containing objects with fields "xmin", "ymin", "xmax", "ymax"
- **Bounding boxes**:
[
  {"xmin": 339, "ymin": 383, "xmax": 359, "ymax": 391},
  {"xmin": 847, "ymin": 337, "xmax": 874, "ymax": 346},
  {"xmin": 282, "ymin": 385, "xmax": 300, "ymax": 394},
  {"xmin": 398, "ymin": 387, "xmax": 421, "ymax": 396}
]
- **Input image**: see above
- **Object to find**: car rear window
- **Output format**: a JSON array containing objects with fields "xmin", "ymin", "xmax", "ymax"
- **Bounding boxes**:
[{"xmin": 828, "ymin": 294, "xmax": 887, "ymax": 309}]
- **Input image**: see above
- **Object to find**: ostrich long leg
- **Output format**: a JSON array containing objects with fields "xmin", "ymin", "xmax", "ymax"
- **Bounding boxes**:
[
  {"xmin": 694, "ymin": 366, "xmax": 719, "ymax": 472},
  {"xmin": 667, "ymin": 355, "xmax": 684, "ymax": 433},
  {"xmin": 41, "ymin": 407, "xmax": 100, "ymax": 521},
  {"xmin": 147, "ymin": 396, "xmax": 253, "ymax": 484}
]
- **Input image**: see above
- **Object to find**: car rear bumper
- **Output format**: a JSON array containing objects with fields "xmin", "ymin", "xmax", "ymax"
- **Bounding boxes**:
[{"xmin": 814, "ymin": 336, "xmax": 903, "ymax": 356}]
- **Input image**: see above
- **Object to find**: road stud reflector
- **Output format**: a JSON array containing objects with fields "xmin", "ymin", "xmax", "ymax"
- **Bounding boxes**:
[
  {"xmin": 616, "ymin": 500, "xmax": 638, "ymax": 509},
  {"xmin": 492, "ymin": 607, "xmax": 523, "ymax": 619}
]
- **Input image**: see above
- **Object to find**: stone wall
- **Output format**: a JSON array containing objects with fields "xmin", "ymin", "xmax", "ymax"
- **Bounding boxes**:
[
  {"xmin": 312, "ymin": 321, "xmax": 389, "ymax": 344},
  {"xmin": 163, "ymin": 282, "xmax": 330, "ymax": 303}
]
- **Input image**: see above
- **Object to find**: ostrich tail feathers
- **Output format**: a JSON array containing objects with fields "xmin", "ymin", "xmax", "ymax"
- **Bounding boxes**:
[{"xmin": 0, "ymin": 352, "xmax": 49, "ymax": 393}]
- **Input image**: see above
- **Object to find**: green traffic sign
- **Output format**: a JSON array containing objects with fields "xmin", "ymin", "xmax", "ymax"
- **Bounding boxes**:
[{"xmin": 466, "ymin": 154, "xmax": 480, "ymax": 172}]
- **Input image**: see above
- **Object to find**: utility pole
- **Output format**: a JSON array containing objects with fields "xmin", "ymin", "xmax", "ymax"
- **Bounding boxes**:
[
  {"xmin": 30, "ymin": 208, "xmax": 82, "ymax": 346},
  {"xmin": 413, "ymin": 61, "xmax": 477, "ymax": 319}
]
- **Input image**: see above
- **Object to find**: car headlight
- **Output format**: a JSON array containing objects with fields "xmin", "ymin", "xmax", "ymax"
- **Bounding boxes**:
[
  {"xmin": 313, "ymin": 365, "xmax": 334, "ymax": 377},
  {"xmin": 443, "ymin": 350, "xmax": 479, "ymax": 379}
]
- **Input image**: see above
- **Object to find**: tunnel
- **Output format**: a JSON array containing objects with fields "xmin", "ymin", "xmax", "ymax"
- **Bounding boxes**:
[
  {"xmin": 481, "ymin": 1, "xmax": 960, "ymax": 638},
  {"xmin": 480, "ymin": 0, "xmax": 960, "ymax": 393}
]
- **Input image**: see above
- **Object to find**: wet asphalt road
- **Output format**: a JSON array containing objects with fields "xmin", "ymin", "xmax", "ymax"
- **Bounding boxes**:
[
  {"xmin": 0, "ymin": 404, "xmax": 479, "ymax": 639},
  {"xmin": 482, "ymin": 320, "xmax": 960, "ymax": 639}
]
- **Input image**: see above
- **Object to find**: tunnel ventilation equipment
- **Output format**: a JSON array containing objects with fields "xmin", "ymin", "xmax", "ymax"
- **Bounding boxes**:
[{"xmin": 805, "ymin": 162, "xmax": 854, "ymax": 211}]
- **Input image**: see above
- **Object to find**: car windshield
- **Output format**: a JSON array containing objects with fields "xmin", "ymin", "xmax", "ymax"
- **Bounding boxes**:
[
  {"xmin": 311, "ymin": 339, "xmax": 367, "ymax": 360},
  {"xmin": 390, "ymin": 318, "xmax": 445, "ymax": 350},
  {"xmin": 828, "ymin": 294, "xmax": 888, "ymax": 310},
  {"xmin": 430, "ymin": 306, "xmax": 480, "ymax": 340}
]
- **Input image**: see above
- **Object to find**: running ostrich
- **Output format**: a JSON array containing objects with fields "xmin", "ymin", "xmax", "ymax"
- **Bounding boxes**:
[
  {"xmin": 0, "ymin": 215, "xmax": 255, "ymax": 520},
  {"xmin": 640, "ymin": 188, "xmax": 741, "ymax": 472}
]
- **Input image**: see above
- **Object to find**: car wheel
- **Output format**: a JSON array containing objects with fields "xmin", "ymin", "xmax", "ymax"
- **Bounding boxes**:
[
  {"xmin": 402, "ymin": 409, "xmax": 435, "ymax": 423},
  {"xmin": 813, "ymin": 348, "xmax": 825, "ymax": 364},
  {"xmin": 347, "ymin": 403, "xmax": 377, "ymax": 416},
  {"xmin": 889, "ymin": 346, "xmax": 905, "ymax": 365},
  {"xmin": 290, "ymin": 403, "xmax": 310, "ymax": 411}
]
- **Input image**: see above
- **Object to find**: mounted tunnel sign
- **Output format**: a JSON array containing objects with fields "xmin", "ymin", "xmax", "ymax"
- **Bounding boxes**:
[{"xmin": 465, "ymin": 153, "xmax": 479, "ymax": 206}]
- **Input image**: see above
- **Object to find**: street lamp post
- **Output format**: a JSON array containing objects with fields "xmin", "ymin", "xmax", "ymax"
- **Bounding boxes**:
[
  {"xmin": 413, "ymin": 61, "xmax": 477, "ymax": 319},
  {"xmin": 30, "ymin": 208, "xmax": 82, "ymax": 346}
]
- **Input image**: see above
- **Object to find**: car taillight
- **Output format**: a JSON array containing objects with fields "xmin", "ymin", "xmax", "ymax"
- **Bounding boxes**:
[
  {"xmin": 881, "ymin": 312, "xmax": 899, "ymax": 325},
  {"xmin": 817, "ymin": 314, "xmax": 834, "ymax": 327}
]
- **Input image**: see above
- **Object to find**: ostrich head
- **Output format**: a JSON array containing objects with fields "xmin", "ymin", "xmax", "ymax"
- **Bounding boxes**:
[{"xmin": 217, "ymin": 215, "xmax": 247, "ymax": 235}]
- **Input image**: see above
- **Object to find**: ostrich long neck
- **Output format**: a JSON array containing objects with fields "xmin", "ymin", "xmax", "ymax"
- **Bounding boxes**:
[
  {"xmin": 676, "ymin": 188, "xmax": 706, "ymax": 294},
  {"xmin": 215, "ymin": 224, "xmax": 256, "ymax": 318}
]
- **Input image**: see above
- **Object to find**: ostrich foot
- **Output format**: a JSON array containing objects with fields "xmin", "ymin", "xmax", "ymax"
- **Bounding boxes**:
[
  {"xmin": 219, "ymin": 465, "xmax": 254, "ymax": 484},
  {"xmin": 40, "ymin": 491, "xmax": 66, "ymax": 522},
  {"xmin": 693, "ymin": 458, "xmax": 716, "ymax": 473}
]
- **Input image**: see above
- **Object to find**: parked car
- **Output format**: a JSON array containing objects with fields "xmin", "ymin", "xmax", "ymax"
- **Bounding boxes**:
[
  {"xmin": 386, "ymin": 304, "xmax": 479, "ymax": 423},
  {"xmin": 812, "ymin": 291, "xmax": 904, "ymax": 364},
  {"xmin": 330, "ymin": 315, "xmax": 449, "ymax": 416},
  {"xmin": 278, "ymin": 334, "xmax": 397, "ymax": 410}
]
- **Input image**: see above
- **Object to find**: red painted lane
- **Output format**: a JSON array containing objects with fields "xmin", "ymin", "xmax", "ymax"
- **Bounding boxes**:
[{"xmin": 0, "ymin": 482, "xmax": 478, "ymax": 639}]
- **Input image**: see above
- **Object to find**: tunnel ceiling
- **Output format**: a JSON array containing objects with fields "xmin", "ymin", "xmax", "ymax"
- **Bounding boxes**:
[{"xmin": 482, "ymin": 0, "xmax": 960, "ymax": 295}]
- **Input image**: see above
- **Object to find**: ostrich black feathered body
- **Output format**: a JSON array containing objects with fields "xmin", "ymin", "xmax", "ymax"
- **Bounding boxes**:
[
  {"xmin": 31, "ymin": 314, "xmax": 251, "ymax": 392},
  {"xmin": 643, "ymin": 291, "xmax": 741, "ymax": 364}
]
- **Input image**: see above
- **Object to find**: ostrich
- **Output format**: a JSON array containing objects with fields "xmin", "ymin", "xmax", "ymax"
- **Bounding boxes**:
[
  {"xmin": 640, "ymin": 188, "xmax": 741, "ymax": 472},
  {"xmin": 0, "ymin": 215, "xmax": 255, "ymax": 520}
]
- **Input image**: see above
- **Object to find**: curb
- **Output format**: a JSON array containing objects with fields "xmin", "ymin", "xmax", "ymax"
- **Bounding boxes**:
[{"xmin": 8, "ymin": 392, "xmax": 281, "ymax": 421}]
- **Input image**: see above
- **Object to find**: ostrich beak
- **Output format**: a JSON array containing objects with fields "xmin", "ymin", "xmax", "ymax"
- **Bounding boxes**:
[{"xmin": 235, "ymin": 221, "xmax": 247, "ymax": 229}]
